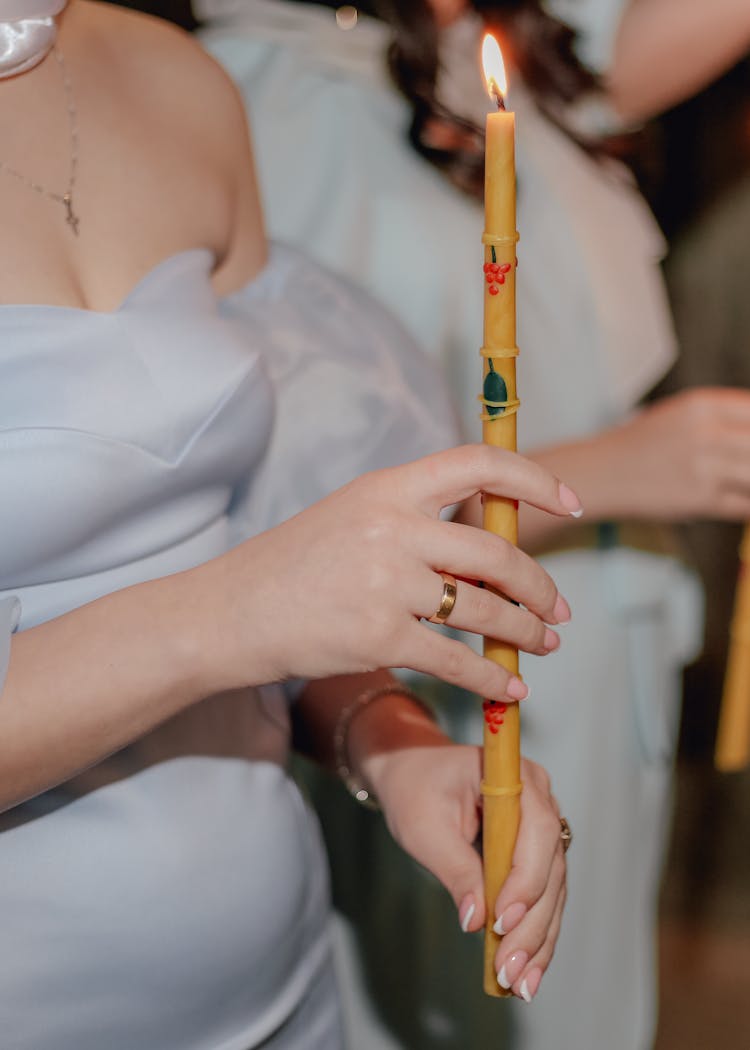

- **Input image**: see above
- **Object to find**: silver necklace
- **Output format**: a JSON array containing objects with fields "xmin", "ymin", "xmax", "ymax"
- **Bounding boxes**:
[{"xmin": 0, "ymin": 46, "xmax": 80, "ymax": 236}]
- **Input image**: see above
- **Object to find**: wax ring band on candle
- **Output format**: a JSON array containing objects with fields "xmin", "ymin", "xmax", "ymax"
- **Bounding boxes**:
[
  {"xmin": 478, "ymin": 395, "xmax": 521, "ymax": 421},
  {"xmin": 482, "ymin": 232, "xmax": 520, "ymax": 246},
  {"xmin": 480, "ymin": 781, "xmax": 523, "ymax": 798},
  {"xmin": 480, "ymin": 346, "xmax": 519, "ymax": 359}
]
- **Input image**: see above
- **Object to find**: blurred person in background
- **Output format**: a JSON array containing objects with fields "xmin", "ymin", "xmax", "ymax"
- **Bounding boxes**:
[{"xmin": 193, "ymin": 1, "xmax": 750, "ymax": 1048}]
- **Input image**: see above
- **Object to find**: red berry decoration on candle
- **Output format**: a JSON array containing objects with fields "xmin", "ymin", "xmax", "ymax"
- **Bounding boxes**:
[
  {"xmin": 484, "ymin": 250, "xmax": 511, "ymax": 296},
  {"xmin": 483, "ymin": 698, "xmax": 507, "ymax": 732}
]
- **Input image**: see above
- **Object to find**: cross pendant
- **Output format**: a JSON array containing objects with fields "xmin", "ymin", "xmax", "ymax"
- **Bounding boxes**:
[{"xmin": 63, "ymin": 192, "xmax": 80, "ymax": 237}]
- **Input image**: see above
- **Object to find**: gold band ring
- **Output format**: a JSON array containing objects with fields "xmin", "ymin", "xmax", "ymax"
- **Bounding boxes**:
[
  {"xmin": 559, "ymin": 817, "xmax": 573, "ymax": 853},
  {"xmin": 427, "ymin": 573, "xmax": 458, "ymax": 625}
]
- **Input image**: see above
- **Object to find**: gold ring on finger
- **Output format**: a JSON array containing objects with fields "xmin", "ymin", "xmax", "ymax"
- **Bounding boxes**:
[
  {"xmin": 559, "ymin": 817, "xmax": 573, "ymax": 853},
  {"xmin": 427, "ymin": 572, "xmax": 458, "ymax": 625}
]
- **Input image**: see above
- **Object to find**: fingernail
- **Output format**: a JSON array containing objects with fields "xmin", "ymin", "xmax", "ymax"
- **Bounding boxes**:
[
  {"xmin": 507, "ymin": 677, "xmax": 529, "ymax": 701},
  {"xmin": 497, "ymin": 950, "xmax": 528, "ymax": 990},
  {"xmin": 553, "ymin": 594, "xmax": 571, "ymax": 624},
  {"xmin": 543, "ymin": 628, "xmax": 560, "ymax": 653},
  {"xmin": 493, "ymin": 902, "xmax": 527, "ymax": 935},
  {"xmin": 459, "ymin": 896, "xmax": 476, "ymax": 933},
  {"xmin": 519, "ymin": 967, "xmax": 542, "ymax": 1003},
  {"xmin": 558, "ymin": 483, "xmax": 583, "ymax": 518}
]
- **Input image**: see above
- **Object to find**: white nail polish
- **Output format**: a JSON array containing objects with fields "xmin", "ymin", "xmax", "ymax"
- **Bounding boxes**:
[
  {"xmin": 497, "ymin": 964, "xmax": 511, "ymax": 990},
  {"xmin": 461, "ymin": 902, "xmax": 476, "ymax": 933},
  {"xmin": 493, "ymin": 915, "xmax": 505, "ymax": 935},
  {"xmin": 520, "ymin": 978, "xmax": 533, "ymax": 1002}
]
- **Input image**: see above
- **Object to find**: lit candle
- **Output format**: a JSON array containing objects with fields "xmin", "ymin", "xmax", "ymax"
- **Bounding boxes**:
[{"xmin": 478, "ymin": 32, "xmax": 521, "ymax": 999}]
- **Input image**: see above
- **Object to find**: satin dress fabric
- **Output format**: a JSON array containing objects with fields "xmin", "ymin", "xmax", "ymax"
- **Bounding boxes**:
[{"xmin": 0, "ymin": 244, "xmax": 458, "ymax": 1049}]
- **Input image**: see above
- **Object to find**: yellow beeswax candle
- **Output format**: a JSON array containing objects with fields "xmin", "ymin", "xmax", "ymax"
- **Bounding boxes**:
[
  {"xmin": 479, "ymin": 33, "xmax": 522, "ymax": 998},
  {"xmin": 715, "ymin": 525, "xmax": 750, "ymax": 771}
]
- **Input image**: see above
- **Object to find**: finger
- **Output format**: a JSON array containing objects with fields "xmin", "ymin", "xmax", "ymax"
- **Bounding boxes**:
[
  {"xmin": 493, "ymin": 797, "xmax": 560, "ymax": 924},
  {"xmin": 497, "ymin": 848, "xmax": 566, "ymax": 964},
  {"xmin": 415, "ymin": 519, "xmax": 567, "ymax": 624},
  {"xmin": 710, "ymin": 489, "xmax": 750, "ymax": 521},
  {"xmin": 521, "ymin": 877, "xmax": 566, "ymax": 980},
  {"xmin": 513, "ymin": 886, "xmax": 566, "ymax": 1003},
  {"xmin": 706, "ymin": 388, "xmax": 750, "ymax": 425},
  {"xmin": 495, "ymin": 850, "xmax": 566, "ymax": 993},
  {"xmin": 420, "ymin": 573, "xmax": 559, "ymax": 655},
  {"xmin": 412, "ymin": 816, "xmax": 486, "ymax": 932},
  {"xmin": 394, "ymin": 445, "xmax": 583, "ymax": 520},
  {"xmin": 402, "ymin": 620, "xmax": 530, "ymax": 701}
]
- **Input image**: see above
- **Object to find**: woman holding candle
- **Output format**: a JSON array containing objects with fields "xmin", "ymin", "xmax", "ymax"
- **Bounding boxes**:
[
  {"xmin": 0, "ymin": 2, "xmax": 580, "ymax": 1047},
  {"xmin": 195, "ymin": 0, "xmax": 750, "ymax": 1047}
]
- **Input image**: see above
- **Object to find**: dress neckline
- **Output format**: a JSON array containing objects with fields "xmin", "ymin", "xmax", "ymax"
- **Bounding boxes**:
[{"xmin": 0, "ymin": 248, "xmax": 216, "ymax": 317}]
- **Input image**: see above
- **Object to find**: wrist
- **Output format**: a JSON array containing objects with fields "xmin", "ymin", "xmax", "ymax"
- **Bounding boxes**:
[
  {"xmin": 340, "ymin": 686, "xmax": 448, "ymax": 805},
  {"xmin": 178, "ymin": 547, "xmax": 286, "ymax": 696}
]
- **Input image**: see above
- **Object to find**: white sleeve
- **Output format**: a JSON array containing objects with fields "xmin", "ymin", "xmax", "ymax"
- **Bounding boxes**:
[
  {"xmin": 543, "ymin": 0, "xmax": 628, "ymax": 72},
  {"xmin": 0, "ymin": 596, "xmax": 21, "ymax": 696},
  {"xmin": 220, "ymin": 243, "xmax": 462, "ymax": 541}
]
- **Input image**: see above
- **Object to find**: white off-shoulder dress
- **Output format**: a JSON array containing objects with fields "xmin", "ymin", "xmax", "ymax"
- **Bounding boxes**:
[{"xmin": 0, "ymin": 245, "xmax": 457, "ymax": 1049}]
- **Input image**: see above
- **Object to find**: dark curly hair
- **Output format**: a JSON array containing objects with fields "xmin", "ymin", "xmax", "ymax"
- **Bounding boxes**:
[{"xmin": 382, "ymin": 0, "xmax": 602, "ymax": 196}]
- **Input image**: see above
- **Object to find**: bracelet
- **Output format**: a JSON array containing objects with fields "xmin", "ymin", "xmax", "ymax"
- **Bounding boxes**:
[{"xmin": 333, "ymin": 685, "xmax": 437, "ymax": 809}]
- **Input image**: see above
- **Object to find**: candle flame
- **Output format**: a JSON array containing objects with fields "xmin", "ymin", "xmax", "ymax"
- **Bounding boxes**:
[{"xmin": 481, "ymin": 33, "xmax": 507, "ymax": 105}]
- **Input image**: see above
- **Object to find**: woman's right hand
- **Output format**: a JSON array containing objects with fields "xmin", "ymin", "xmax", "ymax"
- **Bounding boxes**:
[
  {"xmin": 523, "ymin": 387, "xmax": 750, "ymax": 550},
  {"xmin": 606, "ymin": 387, "xmax": 750, "ymax": 522},
  {"xmin": 204, "ymin": 444, "xmax": 580, "ymax": 700}
]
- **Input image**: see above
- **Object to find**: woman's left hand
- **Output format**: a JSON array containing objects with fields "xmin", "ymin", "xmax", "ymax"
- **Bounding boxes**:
[{"xmin": 361, "ymin": 733, "xmax": 567, "ymax": 1002}]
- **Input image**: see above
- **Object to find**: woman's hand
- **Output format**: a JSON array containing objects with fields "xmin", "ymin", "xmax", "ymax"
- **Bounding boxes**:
[
  {"xmin": 206, "ymin": 444, "xmax": 579, "ymax": 699},
  {"xmin": 522, "ymin": 388, "xmax": 750, "ymax": 549},
  {"xmin": 602, "ymin": 388, "xmax": 750, "ymax": 521},
  {"xmin": 358, "ymin": 716, "xmax": 566, "ymax": 1002}
]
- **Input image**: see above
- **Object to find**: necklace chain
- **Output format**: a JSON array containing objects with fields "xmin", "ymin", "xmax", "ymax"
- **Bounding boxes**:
[{"xmin": 0, "ymin": 47, "xmax": 80, "ymax": 236}]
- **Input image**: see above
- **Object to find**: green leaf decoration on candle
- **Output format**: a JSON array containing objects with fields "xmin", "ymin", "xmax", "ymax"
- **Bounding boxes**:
[{"xmin": 484, "ymin": 358, "xmax": 507, "ymax": 417}]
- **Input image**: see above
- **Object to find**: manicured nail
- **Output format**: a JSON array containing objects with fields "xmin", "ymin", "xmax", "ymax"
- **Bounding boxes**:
[
  {"xmin": 519, "ymin": 967, "xmax": 542, "ymax": 1002},
  {"xmin": 553, "ymin": 594, "xmax": 572, "ymax": 624},
  {"xmin": 497, "ymin": 950, "xmax": 528, "ymax": 990},
  {"xmin": 493, "ymin": 902, "xmax": 527, "ymax": 936},
  {"xmin": 507, "ymin": 678, "xmax": 529, "ymax": 701},
  {"xmin": 459, "ymin": 896, "xmax": 476, "ymax": 933},
  {"xmin": 543, "ymin": 628, "xmax": 560, "ymax": 653},
  {"xmin": 558, "ymin": 483, "xmax": 583, "ymax": 518}
]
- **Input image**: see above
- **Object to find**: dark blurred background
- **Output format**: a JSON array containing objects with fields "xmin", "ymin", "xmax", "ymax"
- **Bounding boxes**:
[{"xmin": 644, "ymin": 54, "xmax": 750, "ymax": 1050}]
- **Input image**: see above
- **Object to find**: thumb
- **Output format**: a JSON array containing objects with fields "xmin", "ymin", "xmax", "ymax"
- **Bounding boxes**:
[{"xmin": 418, "ymin": 829, "xmax": 486, "ymax": 934}]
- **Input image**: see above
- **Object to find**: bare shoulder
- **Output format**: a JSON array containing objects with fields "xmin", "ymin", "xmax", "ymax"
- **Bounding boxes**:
[
  {"xmin": 73, "ymin": 2, "xmax": 266, "ymax": 287},
  {"xmin": 81, "ymin": 1, "xmax": 248, "ymax": 150}
]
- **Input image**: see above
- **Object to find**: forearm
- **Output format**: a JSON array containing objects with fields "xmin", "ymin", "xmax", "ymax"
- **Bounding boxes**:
[
  {"xmin": 609, "ymin": 0, "xmax": 750, "ymax": 122},
  {"xmin": 0, "ymin": 568, "xmax": 222, "ymax": 811},
  {"xmin": 519, "ymin": 427, "xmax": 649, "ymax": 552}
]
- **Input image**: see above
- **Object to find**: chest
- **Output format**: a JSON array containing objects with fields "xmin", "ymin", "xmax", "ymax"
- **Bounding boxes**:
[{"xmin": 0, "ymin": 60, "xmax": 229, "ymax": 310}]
